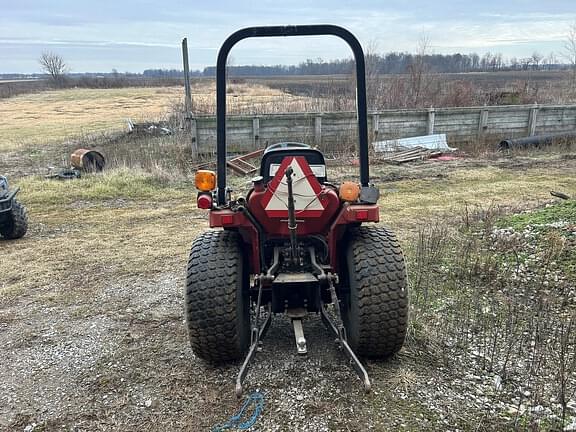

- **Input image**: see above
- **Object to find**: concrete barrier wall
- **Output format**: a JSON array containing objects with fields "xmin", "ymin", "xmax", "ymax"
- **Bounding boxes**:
[{"xmin": 191, "ymin": 104, "xmax": 576, "ymax": 153}]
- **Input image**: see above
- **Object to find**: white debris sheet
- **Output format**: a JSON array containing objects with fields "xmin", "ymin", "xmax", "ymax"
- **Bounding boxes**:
[{"xmin": 373, "ymin": 133, "xmax": 455, "ymax": 152}]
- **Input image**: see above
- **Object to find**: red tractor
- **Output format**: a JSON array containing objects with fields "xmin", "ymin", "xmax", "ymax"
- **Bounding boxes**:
[{"xmin": 185, "ymin": 25, "xmax": 408, "ymax": 396}]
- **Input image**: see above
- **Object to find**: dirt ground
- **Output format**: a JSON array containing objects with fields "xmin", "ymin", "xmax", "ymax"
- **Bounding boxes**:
[{"xmin": 1, "ymin": 155, "xmax": 576, "ymax": 431}]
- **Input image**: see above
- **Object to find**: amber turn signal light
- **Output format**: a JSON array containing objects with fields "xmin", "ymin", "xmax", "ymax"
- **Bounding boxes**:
[
  {"xmin": 339, "ymin": 181, "xmax": 360, "ymax": 202},
  {"xmin": 195, "ymin": 170, "xmax": 216, "ymax": 192}
]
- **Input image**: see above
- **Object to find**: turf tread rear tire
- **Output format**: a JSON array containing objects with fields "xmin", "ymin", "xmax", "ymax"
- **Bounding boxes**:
[
  {"xmin": 0, "ymin": 200, "xmax": 28, "ymax": 239},
  {"xmin": 343, "ymin": 226, "xmax": 408, "ymax": 358},
  {"xmin": 185, "ymin": 230, "xmax": 249, "ymax": 363}
]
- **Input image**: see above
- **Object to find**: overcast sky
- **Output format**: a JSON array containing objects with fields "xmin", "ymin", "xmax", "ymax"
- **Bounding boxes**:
[{"xmin": 0, "ymin": 1, "xmax": 575, "ymax": 73}]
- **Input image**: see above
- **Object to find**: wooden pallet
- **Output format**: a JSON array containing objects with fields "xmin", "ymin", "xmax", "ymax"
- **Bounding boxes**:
[{"xmin": 377, "ymin": 146, "xmax": 441, "ymax": 164}]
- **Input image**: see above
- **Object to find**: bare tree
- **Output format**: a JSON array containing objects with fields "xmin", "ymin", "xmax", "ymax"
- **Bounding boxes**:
[
  {"xmin": 38, "ymin": 52, "xmax": 69, "ymax": 87},
  {"xmin": 408, "ymin": 34, "xmax": 437, "ymax": 108},
  {"xmin": 226, "ymin": 54, "xmax": 235, "ymax": 79},
  {"xmin": 492, "ymin": 53, "xmax": 502, "ymax": 70},
  {"xmin": 531, "ymin": 52, "xmax": 543, "ymax": 70},
  {"xmin": 364, "ymin": 39, "xmax": 383, "ymax": 109},
  {"xmin": 563, "ymin": 21, "xmax": 576, "ymax": 90},
  {"xmin": 544, "ymin": 52, "xmax": 557, "ymax": 70},
  {"xmin": 520, "ymin": 57, "xmax": 533, "ymax": 71},
  {"xmin": 481, "ymin": 52, "xmax": 493, "ymax": 71},
  {"xmin": 510, "ymin": 57, "xmax": 519, "ymax": 70}
]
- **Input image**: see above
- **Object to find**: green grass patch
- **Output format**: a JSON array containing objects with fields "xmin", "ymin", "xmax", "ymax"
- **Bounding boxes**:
[{"xmin": 497, "ymin": 200, "xmax": 576, "ymax": 230}]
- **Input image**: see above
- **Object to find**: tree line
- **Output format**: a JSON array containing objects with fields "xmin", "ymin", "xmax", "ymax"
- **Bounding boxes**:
[{"xmin": 140, "ymin": 51, "xmax": 569, "ymax": 79}]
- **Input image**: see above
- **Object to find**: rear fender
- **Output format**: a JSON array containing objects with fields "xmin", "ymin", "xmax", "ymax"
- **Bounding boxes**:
[
  {"xmin": 327, "ymin": 203, "xmax": 379, "ymax": 272},
  {"xmin": 0, "ymin": 187, "xmax": 19, "ymax": 213}
]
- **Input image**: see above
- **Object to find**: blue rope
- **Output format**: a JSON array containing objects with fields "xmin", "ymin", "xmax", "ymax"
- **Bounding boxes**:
[{"xmin": 212, "ymin": 392, "xmax": 265, "ymax": 431}]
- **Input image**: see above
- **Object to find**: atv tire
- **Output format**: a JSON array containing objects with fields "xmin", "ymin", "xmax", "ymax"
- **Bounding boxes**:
[
  {"xmin": 0, "ymin": 200, "xmax": 28, "ymax": 240},
  {"xmin": 341, "ymin": 226, "xmax": 408, "ymax": 359},
  {"xmin": 185, "ymin": 230, "xmax": 250, "ymax": 363}
]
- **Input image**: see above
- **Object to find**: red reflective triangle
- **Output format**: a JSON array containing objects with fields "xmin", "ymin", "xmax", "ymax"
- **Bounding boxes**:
[{"xmin": 261, "ymin": 156, "xmax": 325, "ymax": 217}]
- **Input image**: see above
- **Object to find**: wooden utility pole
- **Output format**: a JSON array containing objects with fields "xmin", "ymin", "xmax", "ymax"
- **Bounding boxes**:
[{"xmin": 182, "ymin": 38, "xmax": 198, "ymax": 159}]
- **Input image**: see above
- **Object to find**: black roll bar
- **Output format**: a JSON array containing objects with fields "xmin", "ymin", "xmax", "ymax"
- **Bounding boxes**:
[{"xmin": 216, "ymin": 25, "xmax": 370, "ymax": 205}]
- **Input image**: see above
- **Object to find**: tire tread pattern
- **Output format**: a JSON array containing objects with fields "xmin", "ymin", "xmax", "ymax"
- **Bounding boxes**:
[
  {"xmin": 185, "ymin": 230, "xmax": 248, "ymax": 363},
  {"xmin": 346, "ymin": 226, "xmax": 408, "ymax": 358},
  {"xmin": 0, "ymin": 200, "xmax": 28, "ymax": 239}
]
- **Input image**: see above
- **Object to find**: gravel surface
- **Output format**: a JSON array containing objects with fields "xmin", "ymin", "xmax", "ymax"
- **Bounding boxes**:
[{"xmin": 0, "ymin": 269, "xmax": 510, "ymax": 431}]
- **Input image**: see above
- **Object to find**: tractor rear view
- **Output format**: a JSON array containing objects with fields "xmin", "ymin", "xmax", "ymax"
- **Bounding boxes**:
[{"xmin": 185, "ymin": 25, "xmax": 408, "ymax": 396}]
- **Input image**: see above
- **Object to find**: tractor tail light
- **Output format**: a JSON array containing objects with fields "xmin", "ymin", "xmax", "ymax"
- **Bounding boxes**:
[
  {"xmin": 197, "ymin": 193, "xmax": 213, "ymax": 209},
  {"xmin": 355, "ymin": 210, "xmax": 369, "ymax": 221},
  {"xmin": 339, "ymin": 181, "xmax": 360, "ymax": 202},
  {"xmin": 221, "ymin": 214, "xmax": 234, "ymax": 225},
  {"xmin": 195, "ymin": 170, "xmax": 216, "ymax": 192}
]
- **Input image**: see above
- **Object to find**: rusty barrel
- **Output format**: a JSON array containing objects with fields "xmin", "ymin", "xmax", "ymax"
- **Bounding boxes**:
[{"xmin": 70, "ymin": 149, "xmax": 105, "ymax": 172}]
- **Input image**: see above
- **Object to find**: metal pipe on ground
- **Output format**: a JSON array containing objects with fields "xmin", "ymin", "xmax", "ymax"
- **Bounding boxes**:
[{"xmin": 499, "ymin": 132, "xmax": 576, "ymax": 150}]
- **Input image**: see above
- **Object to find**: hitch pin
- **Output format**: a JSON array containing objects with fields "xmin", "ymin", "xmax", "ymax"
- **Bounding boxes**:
[{"xmin": 292, "ymin": 319, "xmax": 307, "ymax": 355}]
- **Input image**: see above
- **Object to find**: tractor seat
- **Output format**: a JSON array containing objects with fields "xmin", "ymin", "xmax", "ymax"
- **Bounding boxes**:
[{"xmin": 260, "ymin": 142, "xmax": 327, "ymax": 184}]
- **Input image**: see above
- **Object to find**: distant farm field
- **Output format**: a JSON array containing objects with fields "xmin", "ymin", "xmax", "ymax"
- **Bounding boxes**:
[
  {"xmin": 0, "ymin": 87, "xmax": 183, "ymax": 150},
  {"xmin": 0, "ymin": 82, "xmax": 314, "ymax": 151}
]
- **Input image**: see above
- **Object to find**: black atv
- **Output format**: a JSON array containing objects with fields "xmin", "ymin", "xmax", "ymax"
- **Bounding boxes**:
[{"xmin": 0, "ymin": 176, "xmax": 28, "ymax": 239}]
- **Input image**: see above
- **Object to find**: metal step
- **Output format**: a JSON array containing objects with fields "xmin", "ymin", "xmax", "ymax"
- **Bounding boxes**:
[{"xmin": 273, "ymin": 272, "xmax": 318, "ymax": 284}]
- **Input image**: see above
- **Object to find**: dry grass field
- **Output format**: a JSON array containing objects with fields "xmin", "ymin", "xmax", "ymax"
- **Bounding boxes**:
[
  {"xmin": 0, "ymin": 87, "xmax": 182, "ymax": 150},
  {"xmin": 189, "ymin": 81, "xmax": 315, "ymax": 114},
  {"xmin": 0, "ymin": 82, "xmax": 320, "ymax": 152}
]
